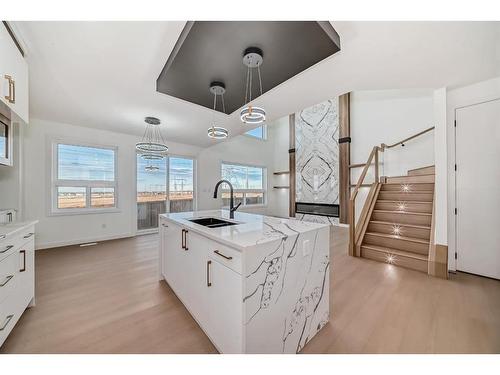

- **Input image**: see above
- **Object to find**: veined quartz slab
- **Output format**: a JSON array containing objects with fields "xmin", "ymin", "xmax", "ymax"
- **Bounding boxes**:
[{"xmin": 160, "ymin": 210, "xmax": 330, "ymax": 353}]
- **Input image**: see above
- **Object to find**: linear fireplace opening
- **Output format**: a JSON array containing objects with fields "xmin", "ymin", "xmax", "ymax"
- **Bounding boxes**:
[{"xmin": 295, "ymin": 202, "xmax": 340, "ymax": 217}]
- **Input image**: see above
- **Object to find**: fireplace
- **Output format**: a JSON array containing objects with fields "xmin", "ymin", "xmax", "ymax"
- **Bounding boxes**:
[{"xmin": 295, "ymin": 202, "xmax": 340, "ymax": 218}]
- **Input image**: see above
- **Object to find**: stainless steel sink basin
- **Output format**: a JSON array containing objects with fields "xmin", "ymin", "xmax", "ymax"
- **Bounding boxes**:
[{"xmin": 188, "ymin": 217, "xmax": 238, "ymax": 228}]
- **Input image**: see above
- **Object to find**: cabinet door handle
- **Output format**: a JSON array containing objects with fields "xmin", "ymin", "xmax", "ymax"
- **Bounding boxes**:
[
  {"xmin": 20, "ymin": 250, "xmax": 26, "ymax": 272},
  {"xmin": 207, "ymin": 260, "xmax": 212, "ymax": 287},
  {"xmin": 0, "ymin": 315, "xmax": 14, "ymax": 331},
  {"xmin": 23, "ymin": 232, "xmax": 34, "ymax": 239},
  {"xmin": 161, "ymin": 223, "xmax": 168, "ymax": 227},
  {"xmin": 181, "ymin": 229, "xmax": 185, "ymax": 249},
  {"xmin": 214, "ymin": 250, "xmax": 233, "ymax": 260},
  {"xmin": 184, "ymin": 229, "xmax": 188, "ymax": 251},
  {"xmin": 1, "ymin": 245, "xmax": 14, "ymax": 254},
  {"xmin": 0, "ymin": 275, "xmax": 14, "ymax": 287},
  {"xmin": 4, "ymin": 75, "xmax": 15, "ymax": 104}
]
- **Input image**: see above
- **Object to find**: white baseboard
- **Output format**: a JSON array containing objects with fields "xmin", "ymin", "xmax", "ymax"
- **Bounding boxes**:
[
  {"xmin": 36, "ymin": 232, "xmax": 135, "ymax": 250},
  {"xmin": 337, "ymin": 223, "xmax": 350, "ymax": 228}
]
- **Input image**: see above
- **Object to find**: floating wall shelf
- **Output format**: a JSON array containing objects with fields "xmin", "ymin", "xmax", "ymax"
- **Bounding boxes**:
[
  {"xmin": 273, "ymin": 171, "xmax": 290, "ymax": 175},
  {"xmin": 273, "ymin": 186, "xmax": 290, "ymax": 189}
]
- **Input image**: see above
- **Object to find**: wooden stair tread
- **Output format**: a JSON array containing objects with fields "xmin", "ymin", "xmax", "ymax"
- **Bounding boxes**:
[
  {"xmin": 373, "ymin": 210, "xmax": 432, "ymax": 216},
  {"xmin": 365, "ymin": 232, "xmax": 430, "ymax": 244},
  {"xmin": 360, "ymin": 244, "xmax": 428, "ymax": 261},
  {"xmin": 376, "ymin": 200, "xmax": 432, "ymax": 204},
  {"xmin": 369, "ymin": 220, "xmax": 431, "ymax": 230}
]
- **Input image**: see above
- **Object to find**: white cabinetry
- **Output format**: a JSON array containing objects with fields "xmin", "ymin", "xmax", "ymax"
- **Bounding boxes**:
[
  {"xmin": 0, "ymin": 224, "xmax": 36, "ymax": 347},
  {"xmin": 0, "ymin": 24, "xmax": 29, "ymax": 123},
  {"xmin": 159, "ymin": 218, "xmax": 242, "ymax": 353}
]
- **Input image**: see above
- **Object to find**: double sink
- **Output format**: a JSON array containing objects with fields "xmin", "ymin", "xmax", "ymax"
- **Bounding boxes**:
[{"xmin": 188, "ymin": 217, "xmax": 239, "ymax": 228}]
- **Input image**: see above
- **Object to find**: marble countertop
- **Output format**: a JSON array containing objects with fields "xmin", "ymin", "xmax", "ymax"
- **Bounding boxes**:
[
  {"xmin": 0, "ymin": 220, "xmax": 38, "ymax": 239},
  {"xmin": 160, "ymin": 210, "xmax": 328, "ymax": 251}
]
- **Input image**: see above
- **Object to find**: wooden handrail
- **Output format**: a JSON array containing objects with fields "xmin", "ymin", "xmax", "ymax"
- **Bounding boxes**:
[
  {"xmin": 348, "ymin": 126, "xmax": 435, "ymax": 256},
  {"xmin": 381, "ymin": 126, "xmax": 434, "ymax": 149}
]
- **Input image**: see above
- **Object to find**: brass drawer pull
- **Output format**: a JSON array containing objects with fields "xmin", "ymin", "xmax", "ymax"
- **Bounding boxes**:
[
  {"xmin": 0, "ymin": 275, "xmax": 14, "ymax": 287},
  {"xmin": 0, "ymin": 315, "xmax": 14, "ymax": 331},
  {"xmin": 23, "ymin": 232, "xmax": 34, "ymax": 239},
  {"xmin": 0, "ymin": 245, "xmax": 14, "ymax": 254},
  {"xmin": 4, "ymin": 75, "xmax": 15, "ymax": 104},
  {"xmin": 207, "ymin": 260, "xmax": 212, "ymax": 287},
  {"xmin": 20, "ymin": 250, "xmax": 26, "ymax": 272},
  {"xmin": 214, "ymin": 250, "xmax": 233, "ymax": 260}
]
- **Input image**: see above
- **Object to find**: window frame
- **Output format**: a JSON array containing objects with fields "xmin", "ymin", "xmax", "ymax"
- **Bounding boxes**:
[
  {"xmin": 220, "ymin": 161, "xmax": 267, "ymax": 208},
  {"xmin": 243, "ymin": 124, "xmax": 267, "ymax": 141},
  {"xmin": 50, "ymin": 139, "xmax": 119, "ymax": 216}
]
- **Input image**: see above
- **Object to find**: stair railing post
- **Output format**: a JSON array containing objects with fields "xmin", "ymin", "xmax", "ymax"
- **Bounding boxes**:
[{"xmin": 374, "ymin": 147, "xmax": 379, "ymax": 183}]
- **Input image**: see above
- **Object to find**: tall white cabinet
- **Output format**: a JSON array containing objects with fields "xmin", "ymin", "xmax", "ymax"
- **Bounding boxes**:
[{"xmin": 0, "ymin": 23, "xmax": 29, "ymax": 124}]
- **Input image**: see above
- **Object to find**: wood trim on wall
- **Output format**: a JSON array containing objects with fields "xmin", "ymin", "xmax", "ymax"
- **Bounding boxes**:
[
  {"xmin": 338, "ymin": 92, "xmax": 351, "ymax": 224},
  {"xmin": 289, "ymin": 114, "xmax": 296, "ymax": 218}
]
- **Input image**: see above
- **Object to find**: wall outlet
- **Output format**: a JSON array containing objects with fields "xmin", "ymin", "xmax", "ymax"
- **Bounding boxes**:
[{"xmin": 302, "ymin": 239, "xmax": 310, "ymax": 257}]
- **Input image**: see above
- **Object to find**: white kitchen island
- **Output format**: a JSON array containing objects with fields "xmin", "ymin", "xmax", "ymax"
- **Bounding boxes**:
[{"xmin": 159, "ymin": 210, "xmax": 330, "ymax": 354}]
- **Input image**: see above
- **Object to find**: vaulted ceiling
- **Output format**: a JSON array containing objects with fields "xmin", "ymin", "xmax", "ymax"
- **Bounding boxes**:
[{"xmin": 14, "ymin": 21, "xmax": 500, "ymax": 147}]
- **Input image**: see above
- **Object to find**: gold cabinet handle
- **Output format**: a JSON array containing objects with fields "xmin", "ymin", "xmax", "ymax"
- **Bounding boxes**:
[
  {"xmin": 0, "ymin": 275, "xmax": 14, "ymax": 287},
  {"xmin": 207, "ymin": 260, "xmax": 212, "ymax": 287},
  {"xmin": 20, "ymin": 250, "xmax": 26, "ymax": 272},
  {"xmin": 214, "ymin": 250, "xmax": 233, "ymax": 260},
  {"xmin": 0, "ymin": 245, "xmax": 14, "ymax": 254},
  {"xmin": 0, "ymin": 315, "xmax": 14, "ymax": 331},
  {"xmin": 4, "ymin": 75, "xmax": 15, "ymax": 104}
]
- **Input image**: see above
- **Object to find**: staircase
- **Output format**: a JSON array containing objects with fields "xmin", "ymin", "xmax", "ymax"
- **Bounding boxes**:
[{"xmin": 360, "ymin": 165, "xmax": 435, "ymax": 273}]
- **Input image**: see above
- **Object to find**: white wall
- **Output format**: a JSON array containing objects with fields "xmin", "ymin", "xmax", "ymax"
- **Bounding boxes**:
[
  {"xmin": 23, "ymin": 118, "xmax": 201, "ymax": 249},
  {"xmin": 446, "ymin": 76, "xmax": 500, "ymax": 271},
  {"xmin": 433, "ymin": 88, "xmax": 448, "ymax": 247},
  {"xmin": 350, "ymin": 89, "xmax": 434, "ymax": 221},
  {"xmin": 197, "ymin": 119, "xmax": 289, "ymax": 217}
]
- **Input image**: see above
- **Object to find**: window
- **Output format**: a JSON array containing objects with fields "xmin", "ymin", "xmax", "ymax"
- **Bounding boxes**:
[
  {"xmin": 244, "ymin": 125, "xmax": 267, "ymax": 140},
  {"xmin": 221, "ymin": 162, "xmax": 266, "ymax": 206},
  {"xmin": 52, "ymin": 142, "xmax": 117, "ymax": 214},
  {"xmin": 136, "ymin": 155, "xmax": 195, "ymax": 231}
]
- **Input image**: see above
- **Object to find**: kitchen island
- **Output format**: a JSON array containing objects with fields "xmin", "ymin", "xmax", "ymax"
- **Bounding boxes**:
[{"xmin": 159, "ymin": 210, "xmax": 330, "ymax": 354}]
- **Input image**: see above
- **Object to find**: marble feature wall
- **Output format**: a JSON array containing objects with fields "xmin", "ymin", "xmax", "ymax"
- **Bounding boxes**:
[
  {"xmin": 243, "ymin": 221, "xmax": 330, "ymax": 353},
  {"xmin": 295, "ymin": 99, "xmax": 339, "ymax": 224}
]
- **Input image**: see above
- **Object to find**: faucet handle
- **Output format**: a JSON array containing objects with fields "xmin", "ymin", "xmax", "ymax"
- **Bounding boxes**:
[{"xmin": 232, "ymin": 202, "xmax": 242, "ymax": 212}]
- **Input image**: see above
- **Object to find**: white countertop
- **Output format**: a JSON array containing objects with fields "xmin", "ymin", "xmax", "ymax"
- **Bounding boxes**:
[
  {"xmin": 160, "ymin": 210, "xmax": 328, "ymax": 251},
  {"xmin": 0, "ymin": 220, "xmax": 38, "ymax": 239}
]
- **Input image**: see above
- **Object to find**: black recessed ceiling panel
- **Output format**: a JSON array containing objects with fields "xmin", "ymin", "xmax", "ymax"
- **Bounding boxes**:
[{"xmin": 156, "ymin": 21, "xmax": 340, "ymax": 114}]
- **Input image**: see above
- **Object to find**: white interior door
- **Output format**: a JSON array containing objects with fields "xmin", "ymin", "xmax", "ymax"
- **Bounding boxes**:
[{"xmin": 456, "ymin": 98, "xmax": 500, "ymax": 279}]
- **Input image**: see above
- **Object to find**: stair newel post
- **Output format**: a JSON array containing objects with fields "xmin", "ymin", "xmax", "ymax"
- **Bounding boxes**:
[{"xmin": 374, "ymin": 147, "xmax": 379, "ymax": 183}]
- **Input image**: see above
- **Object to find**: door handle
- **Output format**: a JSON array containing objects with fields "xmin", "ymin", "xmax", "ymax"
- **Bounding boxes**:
[
  {"xmin": 20, "ymin": 250, "xmax": 26, "ymax": 272},
  {"xmin": 0, "ymin": 315, "xmax": 14, "ymax": 331},
  {"xmin": 214, "ymin": 250, "xmax": 233, "ymax": 260},
  {"xmin": 207, "ymin": 260, "xmax": 212, "ymax": 287},
  {"xmin": 0, "ymin": 275, "xmax": 14, "ymax": 287},
  {"xmin": 1, "ymin": 245, "xmax": 14, "ymax": 254}
]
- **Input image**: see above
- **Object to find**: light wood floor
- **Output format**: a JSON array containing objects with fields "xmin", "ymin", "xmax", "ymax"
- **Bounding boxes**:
[{"xmin": 2, "ymin": 227, "xmax": 499, "ymax": 354}]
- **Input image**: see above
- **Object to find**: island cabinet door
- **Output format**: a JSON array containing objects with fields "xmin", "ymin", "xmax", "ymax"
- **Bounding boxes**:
[
  {"xmin": 160, "ymin": 222, "xmax": 184, "ymax": 293},
  {"xmin": 205, "ymin": 257, "xmax": 243, "ymax": 353}
]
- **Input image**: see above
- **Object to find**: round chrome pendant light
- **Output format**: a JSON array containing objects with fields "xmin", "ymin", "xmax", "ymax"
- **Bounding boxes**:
[
  {"xmin": 240, "ymin": 47, "xmax": 266, "ymax": 125},
  {"xmin": 207, "ymin": 82, "xmax": 229, "ymax": 140},
  {"xmin": 136, "ymin": 117, "xmax": 169, "ymax": 155}
]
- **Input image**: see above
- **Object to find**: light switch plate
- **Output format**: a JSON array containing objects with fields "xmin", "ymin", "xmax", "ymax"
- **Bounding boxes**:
[{"xmin": 303, "ymin": 239, "xmax": 310, "ymax": 256}]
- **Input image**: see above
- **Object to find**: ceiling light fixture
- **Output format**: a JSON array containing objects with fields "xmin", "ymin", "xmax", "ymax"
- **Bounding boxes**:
[
  {"xmin": 207, "ymin": 82, "xmax": 229, "ymax": 139},
  {"xmin": 136, "ymin": 117, "xmax": 169, "ymax": 157},
  {"xmin": 240, "ymin": 47, "xmax": 266, "ymax": 125}
]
